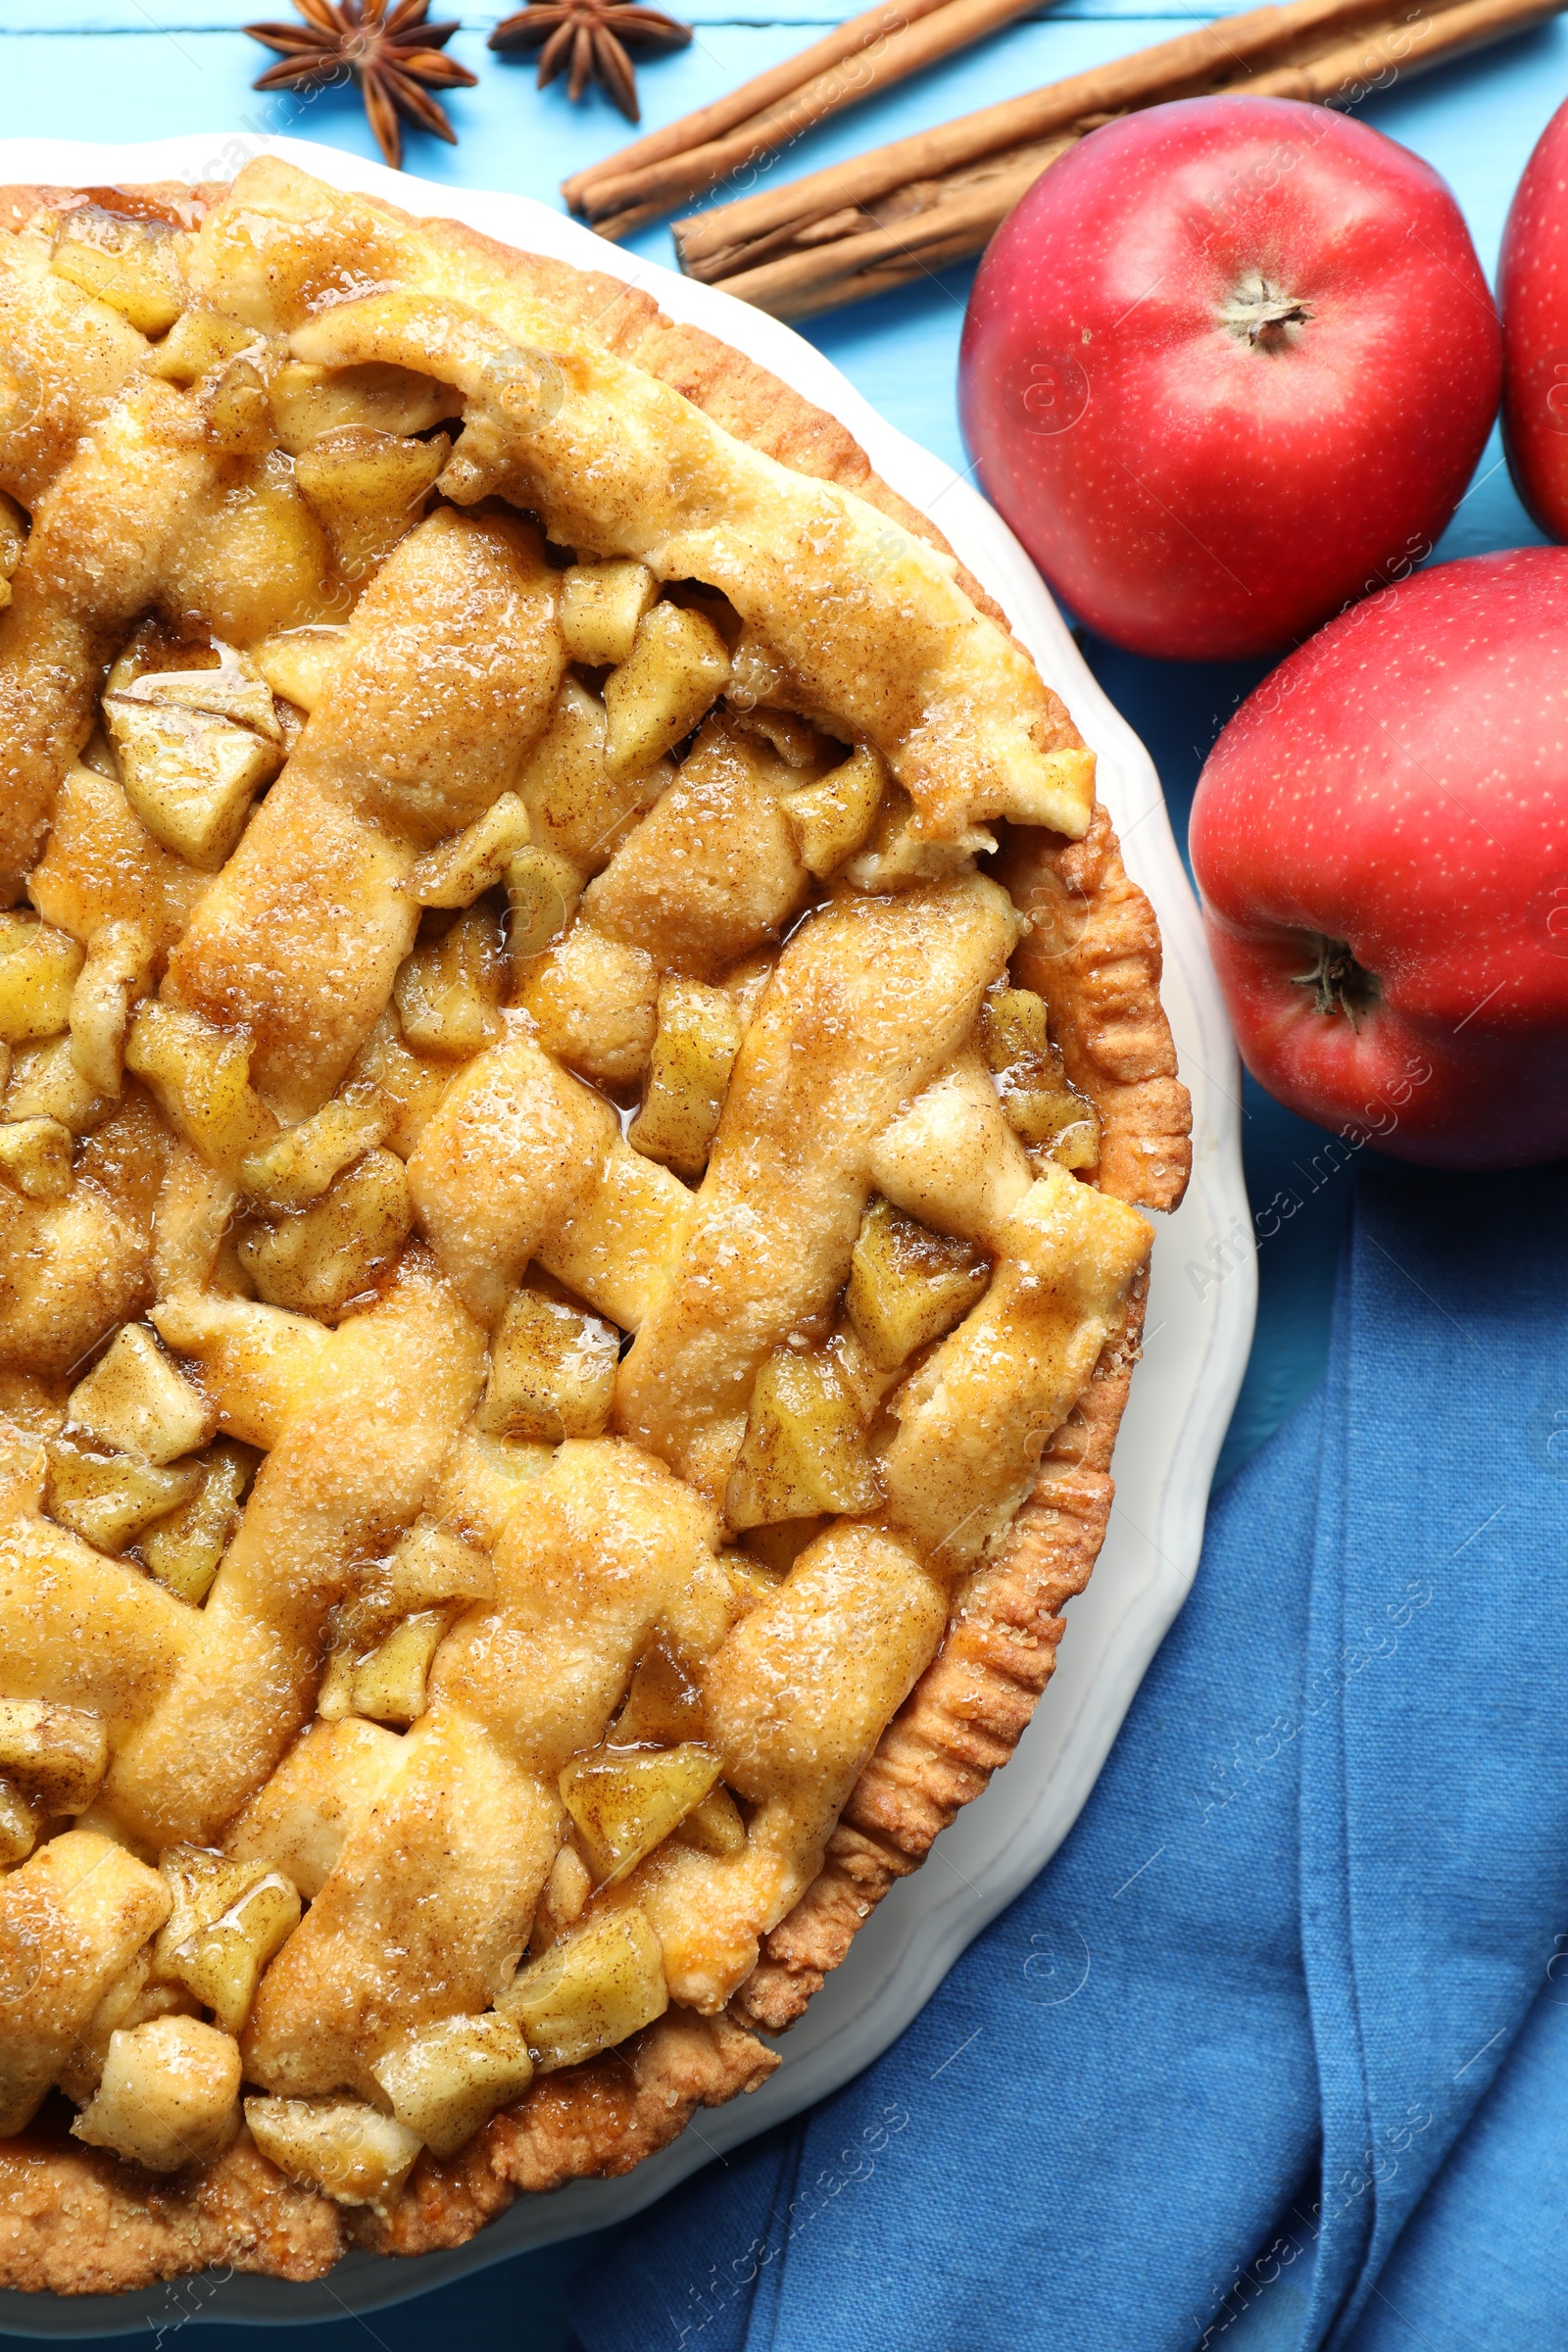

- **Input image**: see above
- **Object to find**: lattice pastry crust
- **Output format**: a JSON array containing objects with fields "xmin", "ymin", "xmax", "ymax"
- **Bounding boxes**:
[{"xmin": 0, "ymin": 163, "xmax": 1190, "ymax": 2293}]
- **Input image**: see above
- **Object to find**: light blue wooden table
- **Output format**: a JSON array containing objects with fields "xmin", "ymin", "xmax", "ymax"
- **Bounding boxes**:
[{"xmin": 0, "ymin": 3, "xmax": 1556, "ymax": 2340}]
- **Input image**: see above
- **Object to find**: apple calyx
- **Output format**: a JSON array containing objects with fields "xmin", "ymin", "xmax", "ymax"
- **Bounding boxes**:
[
  {"xmin": 1291, "ymin": 934, "xmax": 1380, "ymax": 1029},
  {"xmin": 1220, "ymin": 276, "xmax": 1312, "ymax": 350}
]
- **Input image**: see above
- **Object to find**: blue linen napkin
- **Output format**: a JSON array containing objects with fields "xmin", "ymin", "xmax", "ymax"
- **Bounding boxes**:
[{"xmin": 569, "ymin": 1158, "xmax": 1568, "ymax": 2352}]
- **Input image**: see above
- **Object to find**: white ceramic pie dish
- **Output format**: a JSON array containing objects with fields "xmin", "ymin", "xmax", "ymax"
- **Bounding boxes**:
[{"xmin": 0, "ymin": 132, "xmax": 1255, "ymax": 2334}]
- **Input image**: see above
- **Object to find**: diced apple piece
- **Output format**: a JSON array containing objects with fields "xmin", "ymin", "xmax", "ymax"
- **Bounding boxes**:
[
  {"xmin": 407, "ymin": 793, "xmax": 532, "ymax": 909},
  {"xmin": 69, "ymin": 918, "xmax": 155, "ymax": 1096},
  {"xmin": 520, "ymin": 920, "xmax": 657, "ymax": 1087},
  {"xmin": 350, "ymin": 1607, "xmax": 455, "ymax": 1727},
  {"xmin": 679, "ymin": 1784, "xmax": 747, "ymax": 1857},
  {"xmin": 978, "ymin": 983, "xmax": 1050, "ymax": 1076},
  {"xmin": 1047, "ymin": 1106, "xmax": 1103, "ymax": 1170},
  {"xmin": 561, "ymin": 1743, "xmax": 722, "ymax": 1885},
  {"xmin": 627, "ymin": 980, "xmax": 743, "ymax": 1181},
  {"xmin": 126, "ymin": 1002, "xmax": 278, "ymax": 1173},
  {"xmin": 6, "ymin": 1036, "xmax": 112, "ymax": 1136},
  {"xmin": 845, "ymin": 1195, "xmax": 990, "ymax": 1372},
  {"xmin": 68, "ymin": 1323, "xmax": 216, "ymax": 1466},
  {"xmin": 478, "ymin": 1287, "xmax": 619, "ymax": 1443},
  {"xmin": 781, "ymin": 745, "xmax": 885, "ymax": 877},
  {"xmin": 239, "ymin": 1147, "xmax": 413, "ymax": 1320},
  {"xmin": 114, "ymin": 645, "xmax": 282, "ymax": 740},
  {"xmin": 604, "ymin": 602, "xmax": 731, "ymax": 777},
  {"xmin": 104, "ymin": 619, "xmax": 208, "ymax": 698},
  {"xmin": 506, "ymin": 845, "xmax": 583, "ymax": 969},
  {"xmin": 322, "ymin": 1524, "xmax": 485, "ymax": 1704},
  {"xmin": 202, "ymin": 354, "xmax": 273, "ymax": 457},
  {"xmin": 154, "ymin": 1846, "xmax": 265, "ymax": 1973},
  {"xmin": 50, "ymin": 208, "xmax": 184, "ymax": 337},
  {"xmin": 269, "ymin": 359, "xmax": 458, "ymax": 455},
  {"xmin": 370, "ymin": 2012, "xmax": 534, "ymax": 2158},
  {"xmin": 239, "ymin": 1096, "xmax": 387, "ymax": 1208},
  {"xmin": 294, "ymin": 424, "xmax": 451, "ymax": 581},
  {"xmin": 498, "ymin": 1906, "xmax": 667, "ymax": 2071},
  {"xmin": 381, "ymin": 1519, "xmax": 495, "ymax": 1616},
  {"xmin": 251, "ymin": 625, "xmax": 350, "ymax": 716},
  {"xmin": 613, "ymin": 1639, "xmax": 706, "ymax": 1747},
  {"xmin": 0, "ymin": 1778, "xmax": 36, "ymax": 1866},
  {"xmin": 979, "ymin": 983, "xmax": 1102, "ymax": 1163},
  {"xmin": 841, "ymin": 786, "xmax": 994, "ymax": 894},
  {"xmin": 72, "ymin": 2014, "xmax": 240, "ymax": 2173},
  {"xmin": 244, "ymin": 2093, "xmax": 422, "ymax": 2213},
  {"xmin": 560, "ymin": 560, "xmax": 658, "ymax": 668},
  {"xmin": 173, "ymin": 1873, "xmax": 300, "ymax": 2034},
  {"xmin": 154, "ymin": 1844, "xmax": 302, "ymax": 2033},
  {"xmin": 393, "ymin": 906, "xmax": 506, "ymax": 1058},
  {"xmin": 0, "ymin": 914, "xmax": 83, "ymax": 1044},
  {"xmin": 726, "ymin": 1346, "xmax": 881, "ymax": 1528},
  {"xmin": 140, "ymin": 1441, "xmax": 252, "ymax": 1604},
  {"xmin": 45, "ymin": 1435, "xmax": 201, "ymax": 1554},
  {"xmin": 146, "ymin": 306, "xmax": 257, "ymax": 386},
  {"xmin": 208, "ymin": 452, "xmax": 337, "ymax": 639},
  {"xmin": 104, "ymin": 697, "xmax": 282, "ymax": 870},
  {"xmin": 0, "ymin": 1698, "xmax": 108, "ymax": 1820},
  {"xmin": 0, "ymin": 1114, "xmax": 72, "ymax": 1200}
]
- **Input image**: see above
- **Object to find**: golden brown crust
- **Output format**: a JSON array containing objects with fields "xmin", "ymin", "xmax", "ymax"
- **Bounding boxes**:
[
  {"xmin": 0, "ymin": 2128, "xmax": 343, "ymax": 2294},
  {"xmin": 1002, "ymin": 812, "xmax": 1193, "ymax": 1212},
  {"xmin": 0, "ymin": 2017, "xmax": 776, "ymax": 2285},
  {"xmin": 732, "ymin": 1274, "xmax": 1145, "ymax": 2033},
  {"xmin": 357, "ymin": 2011, "xmax": 778, "ymax": 2257},
  {"xmin": 417, "ymin": 211, "xmax": 1021, "ymax": 642},
  {"xmin": 417, "ymin": 216, "xmax": 1092, "ymax": 776},
  {"xmin": 0, "ymin": 184, "xmax": 228, "ymax": 237},
  {"xmin": 0, "ymin": 174, "xmax": 1190, "ymax": 2293}
]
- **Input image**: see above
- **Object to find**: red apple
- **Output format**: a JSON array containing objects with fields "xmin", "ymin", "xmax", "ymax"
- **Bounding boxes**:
[
  {"xmin": 958, "ymin": 96, "xmax": 1502, "ymax": 662},
  {"xmin": 1500, "ymin": 95, "xmax": 1568, "ymax": 537},
  {"xmin": 1189, "ymin": 549, "xmax": 1568, "ymax": 1169}
]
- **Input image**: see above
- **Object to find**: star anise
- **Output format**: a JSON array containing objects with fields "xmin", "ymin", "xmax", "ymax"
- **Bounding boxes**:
[
  {"xmin": 244, "ymin": 0, "xmax": 477, "ymax": 172},
  {"xmin": 490, "ymin": 0, "xmax": 692, "ymax": 124}
]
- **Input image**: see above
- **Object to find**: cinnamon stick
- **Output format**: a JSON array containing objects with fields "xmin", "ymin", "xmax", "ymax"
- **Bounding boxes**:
[
  {"xmin": 676, "ymin": 0, "xmax": 1562, "ymax": 318},
  {"xmin": 674, "ymin": 0, "xmax": 1384, "ymax": 273},
  {"xmin": 562, "ymin": 0, "xmax": 956, "ymax": 216},
  {"xmin": 564, "ymin": 0, "xmax": 1049, "ymax": 238}
]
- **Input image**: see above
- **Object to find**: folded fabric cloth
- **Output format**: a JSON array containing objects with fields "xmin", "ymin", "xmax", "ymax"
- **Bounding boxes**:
[{"xmin": 569, "ymin": 1159, "xmax": 1568, "ymax": 2352}]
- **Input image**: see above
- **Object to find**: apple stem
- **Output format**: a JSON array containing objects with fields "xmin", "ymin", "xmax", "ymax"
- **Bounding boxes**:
[
  {"xmin": 1291, "ymin": 935, "xmax": 1379, "ymax": 1030},
  {"xmin": 1221, "ymin": 276, "xmax": 1312, "ymax": 349}
]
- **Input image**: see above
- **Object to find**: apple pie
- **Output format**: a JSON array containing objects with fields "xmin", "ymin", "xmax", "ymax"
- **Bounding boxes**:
[{"xmin": 0, "ymin": 160, "xmax": 1190, "ymax": 2295}]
